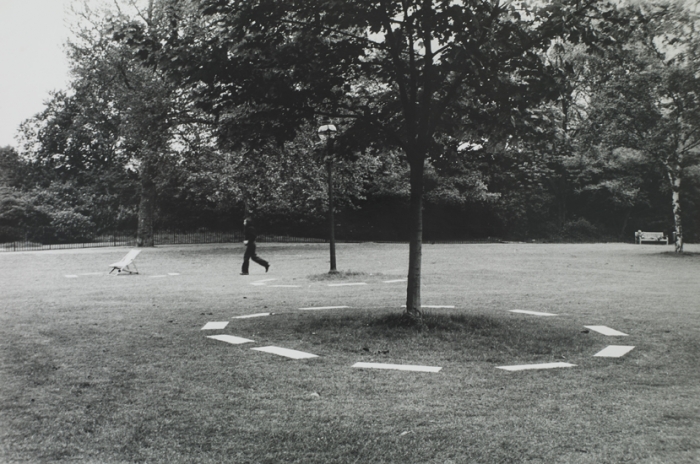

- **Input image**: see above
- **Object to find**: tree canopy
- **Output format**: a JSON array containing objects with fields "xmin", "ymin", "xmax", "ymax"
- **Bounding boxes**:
[
  {"xmin": 124, "ymin": 0, "xmax": 625, "ymax": 317},
  {"xmin": 5, "ymin": 0, "xmax": 700, "ymax": 318}
]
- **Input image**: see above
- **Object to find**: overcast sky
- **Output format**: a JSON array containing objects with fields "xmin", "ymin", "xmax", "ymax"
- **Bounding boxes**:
[{"xmin": 0, "ymin": 0, "xmax": 72, "ymax": 148}]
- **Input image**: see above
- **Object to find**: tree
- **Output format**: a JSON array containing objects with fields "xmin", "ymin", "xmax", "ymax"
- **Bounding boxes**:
[
  {"xmin": 15, "ymin": 0, "xmax": 218, "ymax": 245},
  {"xmin": 66, "ymin": 0, "xmax": 208, "ymax": 246},
  {"xmin": 0, "ymin": 146, "xmax": 21, "ymax": 188},
  {"xmin": 137, "ymin": 0, "xmax": 623, "ymax": 319},
  {"xmin": 15, "ymin": 87, "xmax": 142, "ymax": 234},
  {"xmin": 584, "ymin": 0, "xmax": 700, "ymax": 252}
]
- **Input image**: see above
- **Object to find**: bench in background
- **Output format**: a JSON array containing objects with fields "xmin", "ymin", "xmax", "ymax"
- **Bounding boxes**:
[{"xmin": 635, "ymin": 231, "xmax": 669, "ymax": 245}]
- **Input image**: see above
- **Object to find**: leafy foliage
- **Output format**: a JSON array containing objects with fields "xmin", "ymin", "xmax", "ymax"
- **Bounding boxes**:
[
  {"xmin": 580, "ymin": 0, "xmax": 700, "ymax": 250},
  {"xmin": 5, "ymin": 0, "xmax": 700, "ymax": 256},
  {"xmin": 138, "ymin": 0, "xmax": 625, "ymax": 314}
]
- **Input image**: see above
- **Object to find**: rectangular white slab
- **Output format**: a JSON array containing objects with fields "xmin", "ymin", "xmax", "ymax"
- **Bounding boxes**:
[
  {"xmin": 585, "ymin": 325, "xmax": 628, "ymax": 336},
  {"xmin": 328, "ymin": 282, "xmax": 367, "ymax": 287},
  {"xmin": 352, "ymin": 362, "xmax": 442, "ymax": 373},
  {"xmin": 401, "ymin": 305, "xmax": 455, "ymax": 309},
  {"xmin": 168, "ymin": 273, "xmax": 180, "ymax": 276},
  {"xmin": 233, "ymin": 313, "xmax": 271, "ymax": 319},
  {"xmin": 251, "ymin": 346, "xmax": 318, "ymax": 359},
  {"xmin": 510, "ymin": 310, "xmax": 558, "ymax": 317},
  {"xmin": 383, "ymin": 279, "xmax": 407, "ymax": 283},
  {"xmin": 496, "ymin": 362, "xmax": 576, "ymax": 371},
  {"xmin": 299, "ymin": 306, "xmax": 350, "ymax": 311},
  {"xmin": 594, "ymin": 345, "xmax": 635, "ymax": 358},
  {"xmin": 207, "ymin": 334, "xmax": 254, "ymax": 345},
  {"xmin": 201, "ymin": 321, "xmax": 229, "ymax": 330}
]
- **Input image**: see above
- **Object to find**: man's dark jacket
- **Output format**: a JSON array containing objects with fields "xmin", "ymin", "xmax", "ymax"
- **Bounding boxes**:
[{"xmin": 244, "ymin": 223, "xmax": 257, "ymax": 243}]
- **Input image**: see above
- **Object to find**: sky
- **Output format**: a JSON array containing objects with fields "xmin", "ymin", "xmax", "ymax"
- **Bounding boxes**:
[{"xmin": 0, "ymin": 0, "xmax": 72, "ymax": 148}]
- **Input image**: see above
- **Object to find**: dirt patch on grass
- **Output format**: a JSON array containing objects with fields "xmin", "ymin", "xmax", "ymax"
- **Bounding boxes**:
[{"xmin": 307, "ymin": 270, "xmax": 373, "ymax": 281}]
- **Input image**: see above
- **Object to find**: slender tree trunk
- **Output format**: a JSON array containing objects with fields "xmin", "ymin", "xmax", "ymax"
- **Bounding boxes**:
[
  {"xmin": 405, "ymin": 154, "xmax": 425, "ymax": 320},
  {"xmin": 665, "ymin": 159, "xmax": 683, "ymax": 253},
  {"xmin": 555, "ymin": 192, "xmax": 565, "ymax": 228},
  {"xmin": 137, "ymin": 157, "xmax": 156, "ymax": 247},
  {"xmin": 620, "ymin": 208, "xmax": 632, "ymax": 239},
  {"xmin": 669, "ymin": 178, "xmax": 683, "ymax": 253}
]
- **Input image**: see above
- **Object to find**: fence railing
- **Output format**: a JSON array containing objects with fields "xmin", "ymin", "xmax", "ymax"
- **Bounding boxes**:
[
  {"xmin": 1, "ymin": 235, "xmax": 135, "ymax": 252},
  {"xmin": 0, "ymin": 230, "xmax": 502, "ymax": 252},
  {"xmin": 0, "ymin": 231, "xmax": 327, "ymax": 252}
]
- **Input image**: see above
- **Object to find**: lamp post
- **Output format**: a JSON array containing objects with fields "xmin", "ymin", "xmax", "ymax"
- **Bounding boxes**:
[{"xmin": 318, "ymin": 123, "xmax": 338, "ymax": 273}]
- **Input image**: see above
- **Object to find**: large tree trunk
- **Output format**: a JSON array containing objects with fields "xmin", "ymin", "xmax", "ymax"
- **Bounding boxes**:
[
  {"xmin": 405, "ymin": 155, "xmax": 425, "ymax": 320},
  {"xmin": 665, "ymin": 160, "xmax": 683, "ymax": 253},
  {"xmin": 137, "ymin": 158, "xmax": 156, "ymax": 247}
]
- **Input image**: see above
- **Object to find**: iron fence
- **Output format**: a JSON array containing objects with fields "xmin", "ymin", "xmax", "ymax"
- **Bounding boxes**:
[
  {"xmin": 0, "ymin": 230, "xmax": 328, "ymax": 252},
  {"xmin": 0, "ymin": 231, "xmax": 502, "ymax": 252}
]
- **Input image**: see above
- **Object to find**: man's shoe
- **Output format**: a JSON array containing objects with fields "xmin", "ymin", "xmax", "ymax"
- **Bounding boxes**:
[
  {"xmin": 265, "ymin": 264, "xmax": 270, "ymax": 273},
  {"xmin": 240, "ymin": 272, "xmax": 249, "ymax": 275}
]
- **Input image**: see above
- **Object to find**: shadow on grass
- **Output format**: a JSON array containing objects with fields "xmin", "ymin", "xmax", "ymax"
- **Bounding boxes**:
[
  {"xmin": 296, "ymin": 311, "xmax": 501, "ymax": 334},
  {"xmin": 282, "ymin": 310, "xmax": 595, "ymax": 361},
  {"xmin": 370, "ymin": 312, "xmax": 501, "ymax": 332},
  {"xmin": 660, "ymin": 251, "xmax": 700, "ymax": 258}
]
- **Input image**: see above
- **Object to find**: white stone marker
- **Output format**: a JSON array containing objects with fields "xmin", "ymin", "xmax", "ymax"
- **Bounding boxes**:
[
  {"xmin": 510, "ymin": 310, "xmax": 558, "ymax": 317},
  {"xmin": 352, "ymin": 362, "xmax": 442, "ymax": 373},
  {"xmin": 328, "ymin": 282, "xmax": 368, "ymax": 287},
  {"xmin": 383, "ymin": 279, "xmax": 407, "ymax": 283},
  {"xmin": 299, "ymin": 306, "xmax": 350, "ymax": 311},
  {"xmin": 251, "ymin": 346, "xmax": 318, "ymax": 359},
  {"xmin": 496, "ymin": 362, "xmax": 576, "ymax": 371},
  {"xmin": 207, "ymin": 334, "xmax": 254, "ymax": 345},
  {"xmin": 201, "ymin": 321, "xmax": 229, "ymax": 330},
  {"xmin": 593, "ymin": 345, "xmax": 635, "ymax": 358},
  {"xmin": 168, "ymin": 273, "xmax": 180, "ymax": 276},
  {"xmin": 401, "ymin": 305, "xmax": 455, "ymax": 309},
  {"xmin": 584, "ymin": 325, "xmax": 628, "ymax": 336},
  {"xmin": 233, "ymin": 313, "xmax": 271, "ymax": 319}
]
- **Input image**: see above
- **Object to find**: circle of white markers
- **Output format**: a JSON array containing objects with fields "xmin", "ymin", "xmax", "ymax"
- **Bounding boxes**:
[{"xmin": 201, "ymin": 280, "xmax": 636, "ymax": 371}]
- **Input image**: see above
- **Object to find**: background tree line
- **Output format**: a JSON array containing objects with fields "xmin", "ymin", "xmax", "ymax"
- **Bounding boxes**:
[{"xmin": 1, "ymin": 0, "xmax": 698, "ymax": 252}]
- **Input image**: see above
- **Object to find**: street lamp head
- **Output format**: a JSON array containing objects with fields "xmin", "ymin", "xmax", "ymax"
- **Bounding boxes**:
[{"xmin": 317, "ymin": 124, "xmax": 337, "ymax": 141}]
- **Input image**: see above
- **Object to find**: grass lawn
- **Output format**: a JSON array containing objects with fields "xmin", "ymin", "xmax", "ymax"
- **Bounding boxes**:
[{"xmin": 1, "ymin": 242, "xmax": 699, "ymax": 463}]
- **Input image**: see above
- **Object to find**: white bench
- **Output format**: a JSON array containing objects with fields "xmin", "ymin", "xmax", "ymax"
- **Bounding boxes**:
[
  {"xmin": 635, "ymin": 231, "xmax": 668, "ymax": 245},
  {"xmin": 109, "ymin": 249, "xmax": 141, "ymax": 274}
]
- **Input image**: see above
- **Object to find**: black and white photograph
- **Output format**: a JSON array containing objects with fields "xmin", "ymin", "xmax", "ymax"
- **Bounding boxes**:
[{"xmin": 1, "ymin": 0, "xmax": 699, "ymax": 462}]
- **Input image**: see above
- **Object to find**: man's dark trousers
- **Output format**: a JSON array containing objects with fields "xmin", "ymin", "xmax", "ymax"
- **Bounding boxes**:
[{"xmin": 242, "ymin": 242, "xmax": 268, "ymax": 274}]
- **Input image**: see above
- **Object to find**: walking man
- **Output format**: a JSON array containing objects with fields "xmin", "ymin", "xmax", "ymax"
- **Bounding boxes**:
[{"xmin": 241, "ymin": 217, "xmax": 270, "ymax": 275}]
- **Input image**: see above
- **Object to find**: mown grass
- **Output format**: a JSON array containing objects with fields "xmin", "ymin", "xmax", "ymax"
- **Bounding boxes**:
[{"xmin": 1, "ymin": 242, "xmax": 699, "ymax": 463}]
